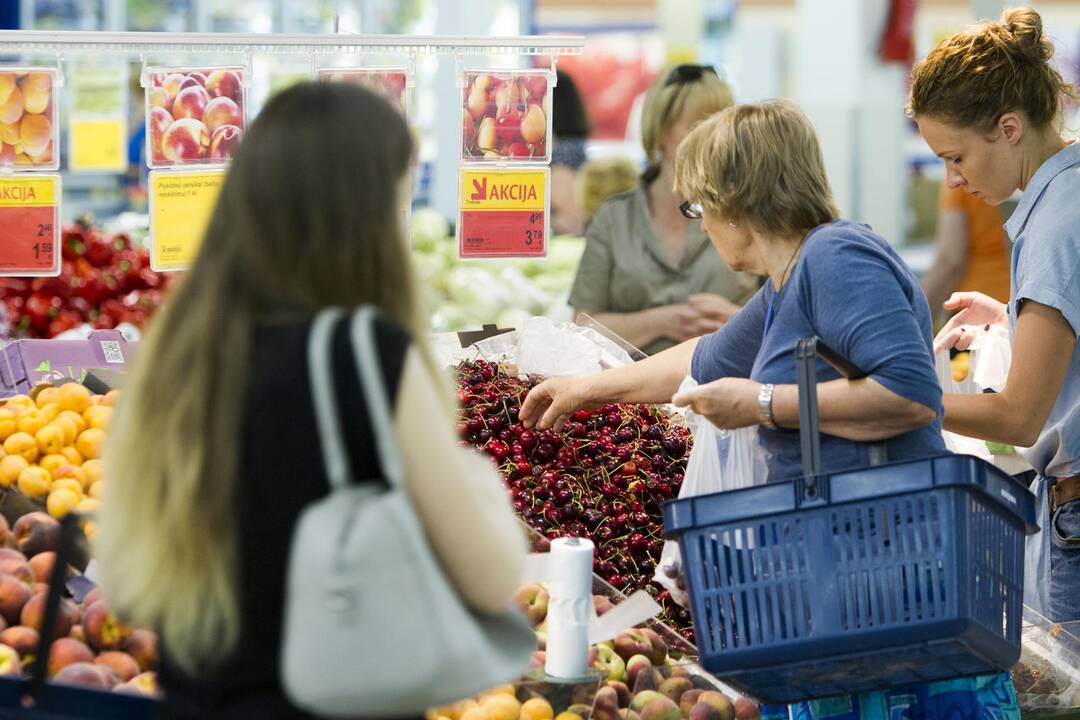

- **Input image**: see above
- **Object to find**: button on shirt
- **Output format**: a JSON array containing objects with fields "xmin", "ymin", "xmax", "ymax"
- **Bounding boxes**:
[
  {"xmin": 568, "ymin": 187, "xmax": 759, "ymax": 356},
  {"xmin": 1004, "ymin": 142, "xmax": 1080, "ymax": 478}
]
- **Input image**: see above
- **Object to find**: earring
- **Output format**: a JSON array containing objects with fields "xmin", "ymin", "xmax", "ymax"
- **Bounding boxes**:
[{"xmin": 728, "ymin": 221, "xmax": 737, "ymax": 228}]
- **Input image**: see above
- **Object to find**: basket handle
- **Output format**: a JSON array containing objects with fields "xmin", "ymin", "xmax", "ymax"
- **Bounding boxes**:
[
  {"xmin": 795, "ymin": 338, "xmax": 888, "ymax": 496},
  {"xmin": 25, "ymin": 512, "xmax": 82, "ymax": 704}
]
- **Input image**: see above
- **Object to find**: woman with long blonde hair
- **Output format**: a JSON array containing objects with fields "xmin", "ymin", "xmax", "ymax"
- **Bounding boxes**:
[{"xmin": 97, "ymin": 82, "xmax": 526, "ymax": 717}]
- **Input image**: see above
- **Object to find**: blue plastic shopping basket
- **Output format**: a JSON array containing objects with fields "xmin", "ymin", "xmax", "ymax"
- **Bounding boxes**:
[{"xmin": 662, "ymin": 338, "xmax": 1039, "ymax": 705}]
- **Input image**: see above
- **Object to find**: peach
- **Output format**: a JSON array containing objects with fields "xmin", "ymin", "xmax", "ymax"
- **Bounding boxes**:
[
  {"xmin": 172, "ymin": 84, "xmax": 210, "ymax": 120},
  {"xmin": 114, "ymin": 671, "xmax": 159, "ymax": 697},
  {"xmin": 31, "ymin": 582, "xmax": 48, "ymax": 597},
  {"xmin": 0, "ymin": 642, "xmax": 19, "ymax": 677},
  {"xmin": 0, "ymin": 86, "xmax": 22, "ymax": 125},
  {"xmin": 0, "ymin": 516, "xmax": 9, "ymax": 548},
  {"xmin": 17, "ymin": 466, "xmax": 51, "ymax": 498},
  {"xmin": 22, "ymin": 595, "xmax": 76, "ymax": 639},
  {"xmin": 53, "ymin": 661, "xmax": 118, "ymax": 690},
  {"xmin": 159, "ymin": 73, "xmax": 186, "ymax": 104},
  {"xmin": 69, "ymin": 624, "xmax": 85, "ymax": 643},
  {"xmin": 203, "ymin": 96, "xmax": 241, "ymax": 132},
  {"xmin": 148, "ymin": 87, "xmax": 170, "ymax": 110},
  {"xmin": 0, "ymin": 455, "xmax": 27, "ymax": 488},
  {"xmin": 20, "ymin": 73, "xmax": 51, "ymax": 115},
  {"xmin": 0, "ymin": 555, "xmax": 33, "ymax": 586},
  {"xmin": 4, "ymin": 432, "xmax": 39, "ymax": 462},
  {"xmin": 18, "ymin": 113, "xmax": 51, "ymax": 157},
  {"xmin": 162, "ymin": 118, "xmax": 210, "ymax": 163},
  {"xmin": 13, "ymin": 512, "xmax": 60, "ymax": 558},
  {"xmin": 183, "ymin": 71, "xmax": 207, "ymax": 87},
  {"xmin": 124, "ymin": 629, "xmax": 159, "ymax": 672},
  {"xmin": 0, "ymin": 574, "xmax": 31, "ymax": 624},
  {"xmin": 206, "ymin": 70, "xmax": 242, "ymax": 103},
  {"xmin": 94, "ymin": 650, "xmax": 139, "ymax": 682},
  {"xmin": 27, "ymin": 551, "xmax": 55, "ymax": 584},
  {"xmin": 75, "ymin": 428, "xmax": 106, "ymax": 461},
  {"xmin": 0, "ymin": 625, "xmax": 37, "ymax": 658},
  {"xmin": 35, "ymin": 424, "xmax": 65, "ymax": 456},
  {"xmin": 83, "ymin": 601, "xmax": 132, "ymax": 652},
  {"xmin": 47, "ymin": 489, "xmax": 81, "ymax": 519},
  {"xmin": 48, "ymin": 637, "xmax": 94, "ymax": 677},
  {"xmin": 81, "ymin": 587, "xmax": 103, "ymax": 609},
  {"xmin": 209, "ymin": 124, "xmax": 242, "ymax": 161},
  {"xmin": 148, "ymin": 106, "xmax": 173, "ymax": 163}
]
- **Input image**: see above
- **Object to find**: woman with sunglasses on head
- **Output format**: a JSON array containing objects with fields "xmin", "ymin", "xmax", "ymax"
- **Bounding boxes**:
[
  {"xmin": 567, "ymin": 64, "xmax": 758, "ymax": 356},
  {"xmin": 523, "ymin": 100, "xmax": 1020, "ymax": 718},
  {"xmin": 910, "ymin": 7, "xmax": 1080, "ymax": 627}
]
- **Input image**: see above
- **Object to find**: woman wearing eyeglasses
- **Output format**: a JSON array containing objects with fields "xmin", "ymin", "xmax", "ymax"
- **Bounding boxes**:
[
  {"xmin": 524, "ymin": 100, "xmax": 1018, "ymax": 718},
  {"xmin": 567, "ymin": 64, "xmax": 759, "ymax": 356}
]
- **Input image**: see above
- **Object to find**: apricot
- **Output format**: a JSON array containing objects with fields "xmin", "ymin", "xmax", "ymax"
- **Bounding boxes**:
[
  {"xmin": 35, "ymin": 424, "xmax": 65, "ymax": 455},
  {"xmin": 16, "ymin": 410, "xmax": 46, "ymax": 436},
  {"xmin": 47, "ymin": 489, "xmax": 80, "ymax": 519},
  {"xmin": 18, "ymin": 113, "xmax": 50, "ymax": 157},
  {"xmin": 17, "ymin": 466, "xmax": 51, "ymax": 498},
  {"xmin": 53, "ymin": 464, "xmax": 87, "ymax": 489},
  {"xmin": 60, "ymin": 447, "xmax": 83, "ymax": 466},
  {"xmin": 38, "ymin": 403, "xmax": 60, "ymax": 421},
  {"xmin": 38, "ymin": 453, "xmax": 68, "ymax": 476},
  {"xmin": 0, "ymin": 409, "xmax": 16, "ymax": 441},
  {"xmin": 0, "ymin": 75, "xmax": 13, "ymax": 105},
  {"xmin": 101, "ymin": 390, "xmax": 121, "ymax": 407},
  {"xmin": 521, "ymin": 698, "xmax": 554, "ymax": 720},
  {"xmin": 57, "ymin": 410, "xmax": 85, "ymax": 435},
  {"xmin": 57, "ymin": 384, "xmax": 91, "ymax": 415},
  {"xmin": 53, "ymin": 416, "xmax": 77, "ymax": 446},
  {"xmin": 0, "ymin": 121, "xmax": 17, "ymax": 146},
  {"xmin": 0, "ymin": 86, "xmax": 22, "ymax": 125},
  {"xmin": 88, "ymin": 481, "xmax": 104, "ymax": 500},
  {"xmin": 5, "ymin": 396, "xmax": 33, "ymax": 411},
  {"xmin": 482, "ymin": 694, "xmax": 521, "ymax": 720},
  {"xmin": 3, "ymin": 432, "xmax": 38, "ymax": 462},
  {"xmin": 19, "ymin": 73, "xmax": 50, "ymax": 115},
  {"xmin": 0, "ymin": 455, "xmax": 28, "ymax": 488},
  {"xmin": 76, "ymin": 428, "xmax": 105, "ymax": 460},
  {"xmin": 50, "ymin": 478, "xmax": 83, "ymax": 498},
  {"xmin": 34, "ymin": 387, "xmax": 58, "ymax": 408},
  {"xmin": 82, "ymin": 459, "xmax": 103, "ymax": 486},
  {"xmin": 76, "ymin": 498, "xmax": 100, "ymax": 516},
  {"xmin": 83, "ymin": 406, "xmax": 112, "ymax": 431}
]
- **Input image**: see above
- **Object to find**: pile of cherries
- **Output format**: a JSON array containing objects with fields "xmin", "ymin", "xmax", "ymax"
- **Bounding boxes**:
[{"xmin": 455, "ymin": 359, "xmax": 695, "ymax": 637}]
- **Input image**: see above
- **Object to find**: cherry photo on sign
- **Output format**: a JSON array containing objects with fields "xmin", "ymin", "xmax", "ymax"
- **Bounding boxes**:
[
  {"xmin": 147, "ymin": 68, "xmax": 245, "ymax": 168},
  {"xmin": 462, "ymin": 71, "xmax": 550, "ymax": 163}
]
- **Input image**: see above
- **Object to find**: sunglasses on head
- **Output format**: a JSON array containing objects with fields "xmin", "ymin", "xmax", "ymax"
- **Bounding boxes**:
[
  {"xmin": 679, "ymin": 201, "xmax": 704, "ymax": 220},
  {"xmin": 663, "ymin": 64, "xmax": 718, "ymax": 87}
]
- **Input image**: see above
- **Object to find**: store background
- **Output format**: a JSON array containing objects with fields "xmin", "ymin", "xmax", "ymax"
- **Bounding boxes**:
[{"xmin": 3, "ymin": 0, "xmax": 1079, "ymax": 322}]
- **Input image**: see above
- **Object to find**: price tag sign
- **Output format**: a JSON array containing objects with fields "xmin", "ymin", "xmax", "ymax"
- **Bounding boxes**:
[
  {"xmin": 69, "ymin": 65, "xmax": 128, "ymax": 173},
  {"xmin": 0, "ymin": 175, "xmax": 61, "ymax": 277},
  {"xmin": 458, "ymin": 167, "xmax": 549, "ymax": 259},
  {"xmin": 149, "ymin": 169, "xmax": 225, "ymax": 271}
]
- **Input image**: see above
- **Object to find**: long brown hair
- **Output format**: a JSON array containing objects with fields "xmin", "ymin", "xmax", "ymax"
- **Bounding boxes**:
[
  {"xmin": 908, "ymin": 6, "xmax": 1078, "ymax": 131},
  {"xmin": 97, "ymin": 82, "xmax": 421, "ymax": 674}
]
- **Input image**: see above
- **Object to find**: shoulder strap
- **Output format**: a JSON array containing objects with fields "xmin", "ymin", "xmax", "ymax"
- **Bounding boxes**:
[
  {"xmin": 349, "ymin": 307, "xmax": 406, "ymax": 489},
  {"xmin": 308, "ymin": 308, "xmax": 353, "ymax": 491}
]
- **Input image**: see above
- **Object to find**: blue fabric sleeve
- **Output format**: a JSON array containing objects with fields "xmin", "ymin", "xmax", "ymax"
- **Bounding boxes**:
[
  {"xmin": 801, "ymin": 239, "xmax": 942, "ymax": 412},
  {"xmin": 691, "ymin": 285, "xmax": 767, "ymax": 383},
  {"xmin": 1015, "ymin": 201, "xmax": 1080, "ymax": 336}
]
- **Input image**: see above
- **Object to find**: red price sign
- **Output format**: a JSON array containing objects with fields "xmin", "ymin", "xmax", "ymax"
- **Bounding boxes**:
[
  {"xmin": 458, "ymin": 168, "xmax": 549, "ymax": 259},
  {"xmin": 0, "ymin": 175, "xmax": 60, "ymax": 277}
]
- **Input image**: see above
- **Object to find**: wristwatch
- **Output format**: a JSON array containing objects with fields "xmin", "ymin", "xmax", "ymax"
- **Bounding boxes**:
[{"xmin": 757, "ymin": 383, "xmax": 778, "ymax": 430}]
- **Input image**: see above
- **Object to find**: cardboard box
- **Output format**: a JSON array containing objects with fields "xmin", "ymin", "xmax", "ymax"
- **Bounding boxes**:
[{"xmin": 0, "ymin": 331, "xmax": 132, "ymax": 398}]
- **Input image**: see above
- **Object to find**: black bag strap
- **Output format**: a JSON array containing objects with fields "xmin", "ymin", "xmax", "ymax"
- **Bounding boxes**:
[{"xmin": 795, "ymin": 338, "xmax": 888, "ymax": 499}]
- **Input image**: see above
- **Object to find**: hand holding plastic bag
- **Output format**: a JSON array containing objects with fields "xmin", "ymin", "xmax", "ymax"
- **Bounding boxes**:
[
  {"xmin": 936, "ymin": 325, "xmax": 1014, "ymax": 458},
  {"xmin": 654, "ymin": 377, "xmax": 769, "ymax": 606}
]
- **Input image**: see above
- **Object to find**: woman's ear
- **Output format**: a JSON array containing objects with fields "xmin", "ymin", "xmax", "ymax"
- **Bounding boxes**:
[{"xmin": 998, "ymin": 112, "xmax": 1024, "ymax": 146}]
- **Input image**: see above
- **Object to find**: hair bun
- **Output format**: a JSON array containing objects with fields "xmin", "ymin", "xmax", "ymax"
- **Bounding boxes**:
[{"xmin": 1001, "ymin": 6, "xmax": 1052, "ymax": 61}]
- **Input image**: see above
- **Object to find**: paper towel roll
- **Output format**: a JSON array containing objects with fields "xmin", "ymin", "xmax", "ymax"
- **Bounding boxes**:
[{"xmin": 544, "ymin": 537, "xmax": 594, "ymax": 679}]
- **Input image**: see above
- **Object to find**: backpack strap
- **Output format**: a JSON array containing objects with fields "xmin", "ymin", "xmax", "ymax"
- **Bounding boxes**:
[
  {"xmin": 349, "ymin": 307, "xmax": 406, "ymax": 490},
  {"xmin": 308, "ymin": 308, "xmax": 353, "ymax": 491}
]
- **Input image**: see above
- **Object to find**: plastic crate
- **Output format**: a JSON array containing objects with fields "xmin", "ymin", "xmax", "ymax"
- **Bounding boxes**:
[{"xmin": 662, "ymin": 338, "xmax": 1038, "ymax": 705}]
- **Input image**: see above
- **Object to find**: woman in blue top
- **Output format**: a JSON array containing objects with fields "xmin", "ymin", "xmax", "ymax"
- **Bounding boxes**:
[
  {"xmin": 910, "ymin": 6, "xmax": 1080, "ymax": 627},
  {"xmin": 521, "ymin": 100, "xmax": 1017, "ymax": 718}
]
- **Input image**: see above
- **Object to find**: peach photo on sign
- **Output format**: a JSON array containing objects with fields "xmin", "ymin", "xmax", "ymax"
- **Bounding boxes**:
[
  {"xmin": 0, "ymin": 69, "xmax": 58, "ymax": 169},
  {"xmin": 317, "ymin": 69, "xmax": 408, "ymax": 117},
  {"xmin": 146, "ymin": 67, "xmax": 246, "ymax": 168},
  {"xmin": 461, "ymin": 70, "xmax": 551, "ymax": 164}
]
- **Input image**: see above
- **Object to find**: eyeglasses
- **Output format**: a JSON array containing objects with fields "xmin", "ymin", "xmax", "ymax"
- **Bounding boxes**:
[
  {"xmin": 679, "ymin": 201, "xmax": 704, "ymax": 220},
  {"xmin": 663, "ymin": 64, "xmax": 718, "ymax": 87}
]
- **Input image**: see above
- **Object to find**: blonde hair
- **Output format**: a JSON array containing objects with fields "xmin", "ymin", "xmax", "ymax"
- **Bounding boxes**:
[
  {"xmin": 97, "ymin": 83, "xmax": 432, "ymax": 675},
  {"xmin": 641, "ymin": 69, "xmax": 734, "ymax": 182},
  {"xmin": 578, "ymin": 157, "xmax": 640, "ymax": 220},
  {"xmin": 674, "ymin": 100, "xmax": 839, "ymax": 238},
  {"xmin": 908, "ymin": 6, "xmax": 1078, "ymax": 131}
]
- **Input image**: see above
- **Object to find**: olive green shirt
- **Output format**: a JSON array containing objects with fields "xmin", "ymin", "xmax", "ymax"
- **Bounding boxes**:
[{"xmin": 568, "ymin": 187, "xmax": 760, "ymax": 355}]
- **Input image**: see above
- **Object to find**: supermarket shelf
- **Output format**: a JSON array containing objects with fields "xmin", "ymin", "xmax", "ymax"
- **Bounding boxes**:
[{"xmin": 0, "ymin": 30, "xmax": 585, "ymax": 56}]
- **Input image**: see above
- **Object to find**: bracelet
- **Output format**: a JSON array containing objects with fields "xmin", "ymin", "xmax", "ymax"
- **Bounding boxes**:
[{"xmin": 757, "ymin": 383, "xmax": 778, "ymax": 430}]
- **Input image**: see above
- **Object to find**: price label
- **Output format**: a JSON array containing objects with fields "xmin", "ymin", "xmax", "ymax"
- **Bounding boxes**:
[
  {"xmin": 149, "ymin": 169, "xmax": 225, "ymax": 271},
  {"xmin": 458, "ymin": 167, "xmax": 549, "ymax": 259},
  {"xmin": 70, "ymin": 119, "xmax": 127, "ymax": 172},
  {"xmin": 0, "ymin": 175, "xmax": 61, "ymax": 277}
]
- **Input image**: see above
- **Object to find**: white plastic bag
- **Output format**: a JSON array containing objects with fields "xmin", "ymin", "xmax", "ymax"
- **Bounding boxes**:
[
  {"xmin": 654, "ymin": 377, "xmax": 769, "ymax": 605},
  {"xmin": 936, "ymin": 326, "xmax": 1014, "ymax": 460}
]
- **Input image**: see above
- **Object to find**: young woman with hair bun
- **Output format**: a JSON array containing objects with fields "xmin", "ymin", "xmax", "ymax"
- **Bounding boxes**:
[{"xmin": 911, "ymin": 6, "xmax": 1080, "ymax": 628}]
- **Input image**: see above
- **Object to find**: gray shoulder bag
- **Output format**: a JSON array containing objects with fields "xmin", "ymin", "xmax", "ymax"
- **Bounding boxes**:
[{"xmin": 281, "ymin": 307, "xmax": 535, "ymax": 717}]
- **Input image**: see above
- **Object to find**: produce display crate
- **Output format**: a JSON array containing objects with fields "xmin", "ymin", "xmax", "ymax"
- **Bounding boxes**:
[
  {"xmin": 662, "ymin": 339, "xmax": 1039, "ymax": 705},
  {"xmin": 1012, "ymin": 612, "xmax": 1080, "ymax": 718}
]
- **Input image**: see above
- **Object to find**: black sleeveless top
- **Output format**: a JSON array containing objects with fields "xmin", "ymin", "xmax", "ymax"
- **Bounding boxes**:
[{"xmin": 157, "ymin": 314, "xmax": 410, "ymax": 719}]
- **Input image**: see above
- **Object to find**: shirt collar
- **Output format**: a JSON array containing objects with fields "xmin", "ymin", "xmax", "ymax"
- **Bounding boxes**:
[{"xmin": 1005, "ymin": 142, "xmax": 1080, "ymax": 240}]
